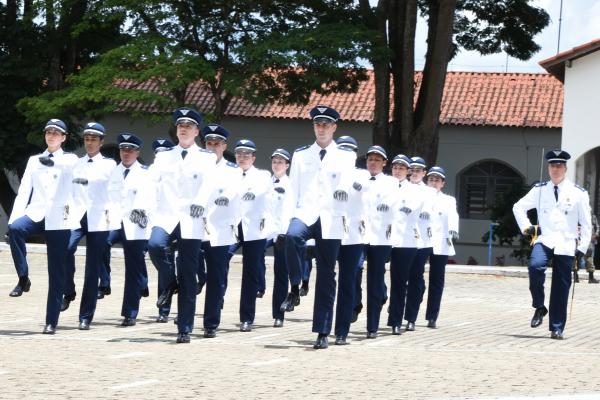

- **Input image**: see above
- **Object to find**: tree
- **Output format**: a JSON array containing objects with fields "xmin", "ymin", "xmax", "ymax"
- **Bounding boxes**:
[
  {"xmin": 18, "ymin": 0, "xmax": 372, "ymax": 128},
  {"xmin": 0, "ymin": 0, "xmax": 127, "ymax": 216},
  {"xmin": 359, "ymin": 0, "xmax": 550, "ymax": 164}
]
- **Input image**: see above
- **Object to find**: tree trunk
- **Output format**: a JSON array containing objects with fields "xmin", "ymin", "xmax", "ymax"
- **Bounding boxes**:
[
  {"xmin": 389, "ymin": 0, "xmax": 417, "ymax": 156},
  {"xmin": 359, "ymin": 0, "xmax": 391, "ymax": 149},
  {"xmin": 409, "ymin": 0, "xmax": 456, "ymax": 165},
  {"xmin": 0, "ymin": 171, "xmax": 16, "ymax": 220},
  {"xmin": 45, "ymin": 0, "xmax": 63, "ymax": 90}
]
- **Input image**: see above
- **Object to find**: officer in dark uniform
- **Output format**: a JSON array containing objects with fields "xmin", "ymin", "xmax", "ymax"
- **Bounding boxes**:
[{"xmin": 513, "ymin": 150, "xmax": 591, "ymax": 339}]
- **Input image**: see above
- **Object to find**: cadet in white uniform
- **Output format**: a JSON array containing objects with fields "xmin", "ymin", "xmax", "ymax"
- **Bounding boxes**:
[
  {"xmin": 282, "ymin": 105, "xmax": 355, "ymax": 349},
  {"xmin": 423, "ymin": 166, "xmax": 459, "ymax": 329},
  {"xmin": 513, "ymin": 150, "xmax": 591, "ymax": 339},
  {"xmin": 142, "ymin": 108, "xmax": 217, "ymax": 343},
  {"xmin": 66, "ymin": 122, "xmax": 118, "ymax": 330},
  {"xmin": 7, "ymin": 119, "xmax": 79, "ymax": 333},
  {"xmin": 361, "ymin": 146, "xmax": 400, "ymax": 339},
  {"xmin": 333, "ymin": 136, "xmax": 368, "ymax": 345},
  {"xmin": 200, "ymin": 124, "xmax": 242, "ymax": 338},
  {"xmin": 387, "ymin": 154, "xmax": 424, "ymax": 335},
  {"xmin": 404, "ymin": 156, "xmax": 436, "ymax": 332},
  {"xmin": 107, "ymin": 133, "xmax": 150, "ymax": 326},
  {"xmin": 228, "ymin": 139, "xmax": 272, "ymax": 332},
  {"xmin": 264, "ymin": 148, "xmax": 292, "ymax": 328}
]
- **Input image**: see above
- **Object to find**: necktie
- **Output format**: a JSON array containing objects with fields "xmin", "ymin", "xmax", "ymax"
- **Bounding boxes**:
[
  {"xmin": 243, "ymin": 172, "xmax": 246, "ymax": 177},
  {"xmin": 48, "ymin": 153, "xmax": 54, "ymax": 158},
  {"xmin": 274, "ymin": 178, "xmax": 280, "ymax": 183},
  {"xmin": 319, "ymin": 149, "xmax": 326, "ymax": 161},
  {"xmin": 554, "ymin": 185, "xmax": 558, "ymax": 202},
  {"xmin": 123, "ymin": 168, "xmax": 130, "ymax": 179},
  {"xmin": 87, "ymin": 158, "xmax": 93, "ymax": 163},
  {"xmin": 181, "ymin": 150, "xmax": 188, "ymax": 160},
  {"xmin": 370, "ymin": 176, "xmax": 376, "ymax": 181}
]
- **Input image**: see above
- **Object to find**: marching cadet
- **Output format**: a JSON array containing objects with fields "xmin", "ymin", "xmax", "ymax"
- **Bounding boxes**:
[
  {"xmin": 334, "ymin": 136, "xmax": 369, "ymax": 345},
  {"xmin": 107, "ymin": 133, "xmax": 150, "ymax": 326},
  {"xmin": 141, "ymin": 108, "xmax": 217, "ymax": 343},
  {"xmin": 362, "ymin": 146, "xmax": 399, "ymax": 339},
  {"xmin": 200, "ymin": 123, "xmax": 242, "ymax": 338},
  {"xmin": 387, "ymin": 154, "xmax": 424, "ymax": 335},
  {"xmin": 264, "ymin": 148, "xmax": 292, "ymax": 328},
  {"xmin": 282, "ymin": 105, "xmax": 355, "ymax": 349},
  {"xmin": 65, "ymin": 122, "xmax": 119, "ymax": 329},
  {"xmin": 422, "ymin": 166, "xmax": 459, "ymax": 328},
  {"xmin": 404, "ymin": 156, "xmax": 436, "ymax": 332},
  {"xmin": 513, "ymin": 150, "xmax": 591, "ymax": 339},
  {"xmin": 7, "ymin": 119, "xmax": 79, "ymax": 333},
  {"xmin": 229, "ymin": 139, "xmax": 272, "ymax": 332}
]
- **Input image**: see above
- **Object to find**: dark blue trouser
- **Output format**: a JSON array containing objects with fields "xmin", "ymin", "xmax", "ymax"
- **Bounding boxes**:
[
  {"xmin": 269, "ymin": 239, "xmax": 289, "ymax": 320},
  {"xmin": 8, "ymin": 215, "xmax": 44, "ymax": 277},
  {"xmin": 238, "ymin": 236, "xmax": 267, "ymax": 324},
  {"xmin": 79, "ymin": 228, "xmax": 110, "ymax": 323},
  {"xmin": 405, "ymin": 247, "xmax": 433, "ymax": 323},
  {"xmin": 366, "ymin": 245, "xmax": 392, "ymax": 333},
  {"xmin": 353, "ymin": 249, "xmax": 366, "ymax": 312},
  {"xmin": 65, "ymin": 218, "xmax": 87, "ymax": 298},
  {"xmin": 335, "ymin": 243, "xmax": 364, "ymax": 337},
  {"xmin": 286, "ymin": 218, "xmax": 341, "ymax": 334},
  {"xmin": 148, "ymin": 225, "xmax": 200, "ymax": 334},
  {"xmin": 203, "ymin": 242, "xmax": 230, "ymax": 330},
  {"xmin": 121, "ymin": 236, "xmax": 147, "ymax": 319},
  {"xmin": 387, "ymin": 247, "xmax": 418, "ymax": 327},
  {"xmin": 425, "ymin": 254, "xmax": 448, "ymax": 322},
  {"xmin": 45, "ymin": 229, "xmax": 71, "ymax": 327},
  {"xmin": 100, "ymin": 229, "xmax": 123, "ymax": 288},
  {"xmin": 198, "ymin": 246, "xmax": 206, "ymax": 290},
  {"xmin": 148, "ymin": 227, "xmax": 177, "ymax": 317},
  {"xmin": 529, "ymin": 243, "xmax": 574, "ymax": 332},
  {"xmin": 302, "ymin": 244, "xmax": 313, "ymax": 282}
]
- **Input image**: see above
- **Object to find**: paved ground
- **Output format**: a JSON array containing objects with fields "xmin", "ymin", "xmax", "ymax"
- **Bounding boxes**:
[{"xmin": 0, "ymin": 245, "xmax": 599, "ymax": 399}]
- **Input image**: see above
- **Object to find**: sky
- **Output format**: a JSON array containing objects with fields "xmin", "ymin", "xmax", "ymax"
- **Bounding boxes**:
[{"xmin": 410, "ymin": 0, "xmax": 600, "ymax": 73}]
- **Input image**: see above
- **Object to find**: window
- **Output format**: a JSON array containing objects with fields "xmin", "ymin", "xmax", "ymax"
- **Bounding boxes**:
[{"xmin": 458, "ymin": 160, "xmax": 523, "ymax": 219}]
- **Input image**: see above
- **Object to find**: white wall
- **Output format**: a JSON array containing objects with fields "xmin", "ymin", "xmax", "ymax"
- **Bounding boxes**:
[{"xmin": 562, "ymin": 50, "xmax": 600, "ymax": 180}]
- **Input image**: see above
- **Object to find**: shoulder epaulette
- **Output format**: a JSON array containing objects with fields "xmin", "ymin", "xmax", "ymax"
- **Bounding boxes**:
[
  {"xmin": 533, "ymin": 181, "xmax": 548, "ymax": 187},
  {"xmin": 199, "ymin": 148, "xmax": 214, "ymax": 153},
  {"xmin": 226, "ymin": 161, "xmax": 238, "ymax": 168},
  {"xmin": 575, "ymin": 184, "xmax": 587, "ymax": 192},
  {"xmin": 102, "ymin": 156, "xmax": 112, "ymax": 160},
  {"xmin": 141, "ymin": 164, "xmax": 149, "ymax": 170},
  {"xmin": 295, "ymin": 145, "xmax": 310, "ymax": 152},
  {"xmin": 63, "ymin": 151, "xmax": 73, "ymax": 155}
]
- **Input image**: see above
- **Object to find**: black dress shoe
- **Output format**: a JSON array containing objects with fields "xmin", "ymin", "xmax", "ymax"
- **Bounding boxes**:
[
  {"xmin": 427, "ymin": 319, "xmax": 437, "ymax": 329},
  {"xmin": 97, "ymin": 286, "xmax": 111, "ymax": 299},
  {"xmin": 121, "ymin": 317, "xmax": 136, "ymax": 327},
  {"xmin": 313, "ymin": 334, "xmax": 329, "ymax": 349},
  {"xmin": 334, "ymin": 335, "xmax": 348, "ymax": 345},
  {"xmin": 406, "ymin": 322, "xmax": 415, "ymax": 331},
  {"xmin": 531, "ymin": 307, "xmax": 548, "ymax": 328},
  {"xmin": 78, "ymin": 320, "xmax": 90, "ymax": 330},
  {"xmin": 240, "ymin": 321, "xmax": 252, "ymax": 332},
  {"xmin": 157, "ymin": 284, "xmax": 178, "ymax": 308},
  {"xmin": 203, "ymin": 328, "xmax": 217, "ymax": 338},
  {"xmin": 366, "ymin": 331, "xmax": 378, "ymax": 339},
  {"xmin": 299, "ymin": 280, "xmax": 309, "ymax": 296},
  {"xmin": 141, "ymin": 287, "xmax": 150, "ymax": 297},
  {"xmin": 60, "ymin": 293, "xmax": 76, "ymax": 312},
  {"xmin": 392, "ymin": 326, "xmax": 402, "ymax": 335},
  {"xmin": 273, "ymin": 319, "xmax": 284, "ymax": 328},
  {"xmin": 9, "ymin": 276, "xmax": 31, "ymax": 297},
  {"xmin": 42, "ymin": 324, "xmax": 56, "ymax": 334},
  {"xmin": 176, "ymin": 332, "xmax": 190, "ymax": 343},
  {"xmin": 551, "ymin": 330, "xmax": 564, "ymax": 340},
  {"xmin": 280, "ymin": 292, "xmax": 300, "ymax": 312},
  {"xmin": 156, "ymin": 314, "xmax": 169, "ymax": 323},
  {"xmin": 351, "ymin": 304, "xmax": 363, "ymax": 323},
  {"xmin": 256, "ymin": 291, "xmax": 264, "ymax": 298}
]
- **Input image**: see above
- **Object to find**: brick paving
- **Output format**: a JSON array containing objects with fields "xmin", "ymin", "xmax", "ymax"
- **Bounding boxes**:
[{"xmin": 0, "ymin": 245, "xmax": 599, "ymax": 399}]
